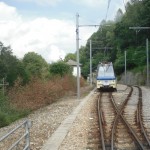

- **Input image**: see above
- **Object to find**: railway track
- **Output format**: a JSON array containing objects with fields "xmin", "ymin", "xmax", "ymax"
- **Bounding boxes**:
[{"xmin": 87, "ymin": 86, "xmax": 150, "ymax": 150}]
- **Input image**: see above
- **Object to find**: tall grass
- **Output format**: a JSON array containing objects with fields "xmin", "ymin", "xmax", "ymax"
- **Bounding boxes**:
[
  {"xmin": 0, "ymin": 75, "xmax": 86, "ymax": 127},
  {"xmin": 8, "ymin": 75, "xmax": 78, "ymax": 111},
  {"xmin": 0, "ymin": 91, "xmax": 29, "ymax": 128}
]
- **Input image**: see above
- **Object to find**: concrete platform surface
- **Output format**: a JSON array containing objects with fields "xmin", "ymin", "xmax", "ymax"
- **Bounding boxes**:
[{"xmin": 41, "ymin": 89, "xmax": 95, "ymax": 150}]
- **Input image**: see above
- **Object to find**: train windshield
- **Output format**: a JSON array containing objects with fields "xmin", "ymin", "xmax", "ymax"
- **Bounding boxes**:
[{"xmin": 98, "ymin": 65, "xmax": 114, "ymax": 77}]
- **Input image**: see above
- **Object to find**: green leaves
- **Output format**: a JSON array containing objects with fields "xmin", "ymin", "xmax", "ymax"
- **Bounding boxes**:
[
  {"xmin": 76, "ymin": 0, "xmax": 150, "ymax": 78},
  {"xmin": 23, "ymin": 52, "xmax": 49, "ymax": 79},
  {"xmin": 49, "ymin": 61, "xmax": 72, "ymax": 77},
  {"xmin": 0, "ymin": 43, "xmax": 27, "ymax": 86}
]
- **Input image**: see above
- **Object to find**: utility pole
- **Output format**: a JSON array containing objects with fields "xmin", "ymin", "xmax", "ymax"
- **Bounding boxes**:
[
  {"xmin": 0, "ymin": 42, "xmax": 2, "ymax": 55},
  {"xmin": 129, "ymin": 26, "xmax": 150, "ymax": 86},
  {"xmin": 75, "ymin": 14, "xmax": 111, "ymax": 98},
  {"xmin": 125, "ymin": 51, "xmax": 127, "ymax": 84},
  {"xmin": 90, "ymin": 40, "xmax": 92, "ymax": 86},
  {"xmin": 76, "ymin": 13, "xmax": 102, "ymax": 99},
  {"xmin": 146, "ymin": 39, "xmax": 149, "ymax": 86},
  {"xmin": 76, "ymin": 13, "xmax": 80, "ymax": 99}
]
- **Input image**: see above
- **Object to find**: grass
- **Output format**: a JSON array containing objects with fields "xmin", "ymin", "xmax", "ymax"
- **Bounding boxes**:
[{"xmin": 0, "ymin": 91, "xmax": 29, "ymax": 128}]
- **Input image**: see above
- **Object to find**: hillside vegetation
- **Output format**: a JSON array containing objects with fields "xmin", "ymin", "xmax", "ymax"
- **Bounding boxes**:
[
  {"xmin": 66, "ymin": 0, "xmax": 150, "ymax": 83},
  {"xmin": 0, "ymin": 46, "xmax": 86, "ymax": 127}
]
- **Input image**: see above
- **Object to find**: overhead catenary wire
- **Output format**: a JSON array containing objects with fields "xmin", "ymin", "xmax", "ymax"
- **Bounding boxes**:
[
  {"xmin": 123, "ymin": 0, "xmax": 127, "ymax": 12},
  {"xmin": 105, "ymin": 0, "xmax": 111, "ymax": 21},
  {"xmin": 105, "ymin": 0, "xmax": 128, "ymax": 21}
]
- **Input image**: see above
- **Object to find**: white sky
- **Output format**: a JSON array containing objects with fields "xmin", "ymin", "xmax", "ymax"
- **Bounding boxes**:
[{"xmin": 0, "ymin": 0, "xmax": 129, "ymax": 63}]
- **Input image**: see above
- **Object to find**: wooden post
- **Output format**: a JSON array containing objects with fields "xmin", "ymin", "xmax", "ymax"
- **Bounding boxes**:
[{"xmin": 0, "ymin": 78, "xmax": 9, "ymax": 95}]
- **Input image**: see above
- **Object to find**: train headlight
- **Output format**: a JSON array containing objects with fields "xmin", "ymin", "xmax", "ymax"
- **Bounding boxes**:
[
  {"xmin": 110, "ymin": 80, "xmax": 115, "ymax": 84},
  {"xmin": 97, "ymin": 80, "xmax": 102, "ymax": 84}
]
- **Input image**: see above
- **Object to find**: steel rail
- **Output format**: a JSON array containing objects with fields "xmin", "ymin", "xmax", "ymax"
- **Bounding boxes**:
[
  {"xmin": 111, "ymin": 86, "xmax": 145, "ymax": 150},
  {"xmin": 111, "ymin": 87, "xmax": 133, "ymax": 150},
  {"xmin": 137, "ymin": 86, "xmax": 150, "ymax": 147},
  {"xmin": 98, "ymin": 93, "xmax": 106, "ymax": 150}
]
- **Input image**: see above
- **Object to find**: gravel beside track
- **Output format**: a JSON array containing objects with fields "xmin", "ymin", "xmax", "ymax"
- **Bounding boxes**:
[
  {"xmin": 59, "ymin": 84, "xmax": 127, "ymax": 150},
  {"xmin": 141, "ymin": 86, "xmax": 150, "ymax": 139},
  {"xmin": 59, "ymin": 89, "xmax": 98, "ymax": 150},
  {"xmin": 1, "ymin": 84, "xmax": 150, "ymax": 150},
  {"xmin": 0, "ymin": 86, "xmax": 92, "ymax": 150}
]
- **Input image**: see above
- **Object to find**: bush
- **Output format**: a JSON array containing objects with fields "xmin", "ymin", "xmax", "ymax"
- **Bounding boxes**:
[
  {"xmin": 0, "ymin": 92, "xmax": 29, "ymax": 128},
  {"xmin": 1, "ymin": 75, "xmax": 85, "ymax": 127},
  {"xmin": 8, "ymin": 75, "xmax": 77, "ymax": 111},
  {"xmin": 49, "ymin": 61, "xmax": 72, "ymax": 77},
  {"xmin": 0, "ymin": 112, "xmax": 8, "ymax": 127}
]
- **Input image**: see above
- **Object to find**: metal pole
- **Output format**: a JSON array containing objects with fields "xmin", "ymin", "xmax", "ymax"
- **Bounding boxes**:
[
  {"xmin": 90, "ymin": 40, "xmax": 92, "ymax": 86},
  {"xmin": 2, "ymin": 78, "xmax": 4, "ymax": 95},
  {"xmin": 125, "ymin": 51, "xmax": 127, "ymax": 85},
  {"xmin": 146, "ymin": 38, "xmax": 149, "ymax": 86},
  {"xmin": 25, "ymin": 121, "xmax": 30, "ymax": 150},
  {"xmin": 76, "ymin": 13, "xmax": 80, "ymax": 99},
  {"xmin": 0, "ymin": 43, "xmax": 2, "ymax": 55}
]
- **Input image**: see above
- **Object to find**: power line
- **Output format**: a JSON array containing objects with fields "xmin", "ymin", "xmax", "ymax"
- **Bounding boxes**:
[
  {"xmin": 123, "ymin": 0, "xmax": 127, "ymax": 12},
  {"xmin": 105, "ymin": 0, "xmax": 111, "ymax": 21}
]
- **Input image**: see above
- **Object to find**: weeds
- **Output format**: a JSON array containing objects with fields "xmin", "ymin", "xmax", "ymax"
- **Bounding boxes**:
[
  {"xmin": 0, "ymin": 75, "xmax": 86, "ymax": 127},
  {"xmin": 0, "ymin": 91, "xmax": 29, "ymax": 128},
  {"xmin": 8, "ymin": 75, "xmax": 77, "ymax": 110}
]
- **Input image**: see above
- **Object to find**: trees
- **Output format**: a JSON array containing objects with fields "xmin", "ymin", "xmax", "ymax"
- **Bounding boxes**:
[
  {"xmin": 0, "ymin": 42, "xmax": 28, "ymax": 86},
  {"xmin": 75, "ymin": 0, "xmax": 150, "ymax": 78},
  {"xmin": 115, "ymin": 9, "xmax": 123, "ymax": 23},
  {"xmin": 64, "ymin": 53, "xmax": 76, "ymax": 62},
  {"xmin": 49, "ymin": 61, "xmax": 72, "ymax": 77},
  {"xmin": 23, "ymin": 52, "xmax": 49, "ymax": 79}
]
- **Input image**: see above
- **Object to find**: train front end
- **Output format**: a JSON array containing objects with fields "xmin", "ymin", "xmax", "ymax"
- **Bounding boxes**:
[
  {"xmin": 96, "ymin": 62, "xmax": 117, "ymax": 91},
  {"xmin": 97, "ymin": 76, "xmax": 117, "ymax": 89}
]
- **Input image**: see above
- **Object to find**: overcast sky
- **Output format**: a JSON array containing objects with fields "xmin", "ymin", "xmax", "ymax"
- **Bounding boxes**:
[{"xmin": 0, "ymin": 0, "xmax": 129, "ymax": 63}]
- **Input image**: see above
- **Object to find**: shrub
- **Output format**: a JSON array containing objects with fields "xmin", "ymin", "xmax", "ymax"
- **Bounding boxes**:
[
  {"xmin": 49, "ymin": 61, "xmax": 72, "ymax": 77},
  {"xmin": 8, "ymin": 75, "xmax": 77, "ymax": 111},
  {"xmin": 0, "ymin": 91, "xmax": 29, "ymax": 128},
  {"xmin": 0, "ymin": 112, "xmax": 8, "ymax": 127}
]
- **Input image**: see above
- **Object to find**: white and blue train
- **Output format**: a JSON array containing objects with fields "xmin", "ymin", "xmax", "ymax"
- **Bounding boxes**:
[{"xmin": 96, "ymin": 62, "xmax": 117, "ymax": 91}]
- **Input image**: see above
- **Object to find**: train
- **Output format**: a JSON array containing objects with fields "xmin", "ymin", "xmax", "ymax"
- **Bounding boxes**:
[{"xmin": 96, "ymin": 62, "xmax": 117, "ymax": 91}]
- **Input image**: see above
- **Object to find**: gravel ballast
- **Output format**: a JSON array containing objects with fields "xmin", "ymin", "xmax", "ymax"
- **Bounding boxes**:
[{"xmin": 1, "ymin": 84, "xmax": 150, "ymax": 150}]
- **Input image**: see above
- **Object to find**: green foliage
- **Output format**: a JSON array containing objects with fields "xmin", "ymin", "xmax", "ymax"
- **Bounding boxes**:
[
  {"xmin": 115, "ymin": 8, "xmax": 123, "ymax": 22},
  {"xmin": 0, "ymin": 92, "xmax": 29, "ymax": 128},
  {"xmin": 23, "ymin": 52, "xmax": 49, "ymax": 79},
  {"xmin": 64, "ymin": 53, "xmax": 76, "ymax": 62},
  {"xmin": 113, "ymin": 48, "xmax": 124, "ymax": 75},
  {"xmin": 76, "ymin": 0, "xmax": 150, "ymax": 78},
  {"xmin": 49, "ymin": 61, "xmax": 72, "ymax": 77},
  {"xmin": 0, "ymin": 42, "xmax": 28, "ymax": 86}
]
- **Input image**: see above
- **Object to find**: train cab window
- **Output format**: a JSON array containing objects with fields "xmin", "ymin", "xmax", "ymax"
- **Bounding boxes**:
[{"xmin": 98, "ymin": 65, "xmax": 114, "ymax": 77}]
